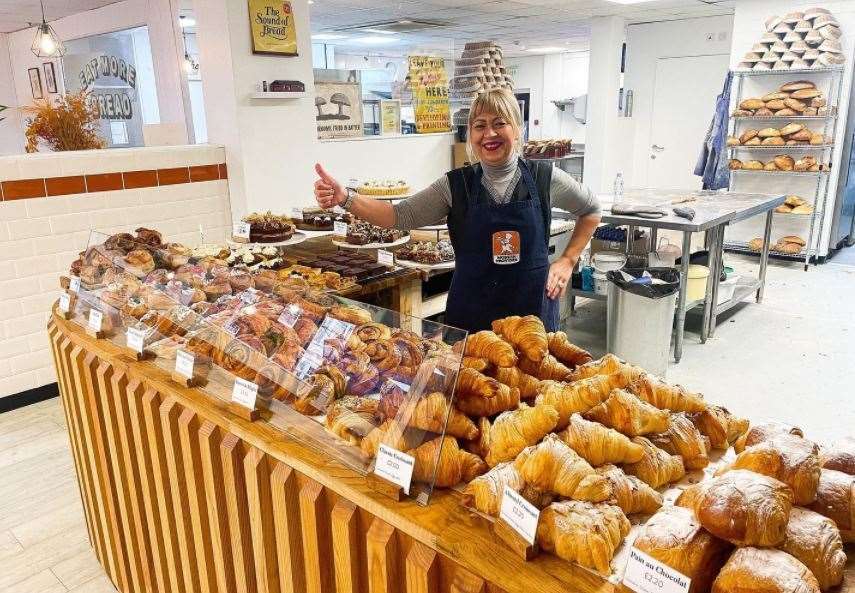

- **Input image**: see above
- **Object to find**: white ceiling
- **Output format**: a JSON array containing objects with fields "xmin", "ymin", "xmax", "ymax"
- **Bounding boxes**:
[
  {"xmin": 0, "ymin": 0, "xmax": 121, "ymax": 33},
  {"xmin": 310, "ymin": 0, "xmax": 735, "ymax": 57}
]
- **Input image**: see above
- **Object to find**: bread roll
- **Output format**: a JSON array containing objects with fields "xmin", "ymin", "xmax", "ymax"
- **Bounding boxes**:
[
  {"xmin": 748, "ymin": 238, "xmax": 765, "ymax": 252},
  {"xmin": 755, "ymin": 107, "xmax": 774, "ymax": 116},
  {"xmin": 809, "ymin": 133, "xmax": 824, "ymax": 145},
  {"xmin": 745, "ymin": 137, "xmax": 762, "ymax": 146},
  {"xmin": 779, "ymin": 507, "xmax": 846, "ymax": 591},
  {"xmin": 740, "ymin": 98, "xmax": 766, "ymax": 110},
  {"xmin": 820, "ymin": 437, "xmax": 855, "ymax": 475},
  {"xmin": 728, "ymin": 159, "xmax": 743, "ymax": 170},
  {"xmin": 743, "ymin": 160, "xmax": 764, "ymax": 170},
  {"xmin": 810, "ymin": 97, "xmax": 826, "ymax": 108},
  {"xmin": 762, "ymin": 137, "xmax": 786, "ymax": 146},
  {"xmin": 792, "ymin": 204, "xmax": 813, "ymax": 214},
  {"xmin": 781, "ymin": 235, "xmax": 806, "ymax": 246},
  {"xmin": 780, "ymin": 80, "xmax": 816, "ymax": 92},
  {"xmin": 712, "ymin": 548, "xmax": 820, "ymax": 593},
  {"xmin": 774, "ymin": 108, "xmax": 797, "ymax": 116},
  {"xmin": 762, "ymin": 92, "xmax": 790, "ymax": 101},
  {"xmin": 758, "ymin": 127, "xmax": 781, "ymax": 138},
  {"xmin": 776, "ymin": 242, "xmax": 803, "ymax": 255},
  {"xmin": 780, "ymin": 123, "xmax": 805, "ymax": 136},
  {"xmin": 790, "ymin": 129, "xmax": 812, "ymax": 142},
  {"xmin": 775, "ymin": 205, "xmax": 793, "ymax": 214},
  {"xmin": 739, "ymin": 129, "xmax": 759, "ymax": 144},
  {"xmin": 792, "ymin": 88, "xmax": 822, "ymax": 99},
  {"xmin": 765, "ymin": 99, "xmax": 786, "ymax": 111},
  {"xmin": 802, "ymin": 107, "xmax": 818, "ymax": 116},
  {"xmin": 774, "ymin": 155, "xmax": 795, "ymax": 171},
  {"xmin": 726, "ymin": 135, "xmax": 740, "ymax": 147},
  {"xmin": 784, "ymin": 98, "xmax": 807, "ymax": 112},
  {"xmin": 808, "ymin": 469, "xmax": 855, "ymax": 540},
  {"xmin": 785, "ymin": 195, "xmax": 807, "ymax": 207},
  {"xmin": 764, "ymin": 161, "xmax": 779, "ymax": 171}
]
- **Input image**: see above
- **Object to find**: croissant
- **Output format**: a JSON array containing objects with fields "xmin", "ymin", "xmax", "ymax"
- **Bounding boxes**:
[
  {"xmin": 464, "ymin": 417, "xmax": 491, "ymax": 459},
  {"xmin": 409, "ymin": 436, "xmax": 487, "ymax": 488},
  {"xmin": 484, "ymin": 403, "xmax": 559, "ymax": 467},
  {"xmin": 623, "ymin": 437, "xmax": 685, "ymax": 488},
  {"xmin": 688, "ymin": 405, "xmax": 749, "ymax": 450},
  {"xmin": 461, "ymin": 461, "xmax": 524, "ymax": 516},
  {"xmin": 461, "ymin": 331, "xmax": 517, "ymax": 367},
  {"xmin": 583, "ymin": 389, "xmax": 670, "ymax": 437},
  {"xmin": 631, "ymin": 506, "xmax": 732, "ymax": 593},
  {"xmin": 546, "ymin": 331, "xmax": 592, "ymax": 368},
  {"xmin": 492, "ymin": 315, "xmax": 548, "ymax": 362},
  {"xmin": 727, "ymin": 433, "xmax": 821, "ymax": 505},
  {"xmin": 518, "ymin": 354, "xmax": 573, "ymax": 382},
  {"xmin": 595, "ymin": 464, "xmax": 662, "ymax": 515},
  {"xmin": 735, "ymin": 421, "xmax": 805, "ymax": 453},
  {"xmin": 514, "ymin": 434, "xmax": 612, "ymax": 502},
  {"xmin": 712, "ymin": 548, "xmax": 820, "ymax": 593},
  {"xmin": 676, "ymin": 469, "xmax": 793, "ymax": 547},
  {"xmin": 492, "ymin": 366, "xmax": 541, "ymax": 400},
  {"xmin": 568, "ymin": 353, "xmax": 645, "ymax": 384},
  {"xmin": 780, "ymin": 507, "xmax": 845, "ymax": 591},
  {"xmin": 820, "ymin": 436, "xmax": 855, "ymax": 475},
  {"xmin": 407, "ymin": 392, "xmax": 479, "ymax": 440},
  {"xmin": 807, "ymin": 469, "xmax": 855, "ymax": 541},
  {"xmin": 325, "ymin": 397, "xmax": 378, "ymax": 445},
  {"xmin": 461, "ymin": 356, "xmax": 491, "ymax": 373},
  {"xmin": 648, "ymin": 413, "xmax": 709, "ymax": 470},
  {"xmin": 558, "ymin": 413, "xmax": 644, "ymax": 466},
  {"xmin": 455, "ymin": 366, "xmax": 502, "ymax": 399},
  {"xmin": 535, "ymin": 375, "xmax": 620, "ymax": 428},
  {"xmin": 536, "ymin": 501, "xmax": 630, "ymax": 574},
  {"xmin": 361, "ymin": 420, "xmax": 423, "ymax": 458},
  {"xmin": 628, "ymin": 375, "xmax": 706, "ymax": 413},
  {"xmin": 455, "ymin": 384, "xmax": 520, "ymax": 417}
]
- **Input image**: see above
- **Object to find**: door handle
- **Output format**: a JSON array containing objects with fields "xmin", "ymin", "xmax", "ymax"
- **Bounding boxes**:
[{"xmin": 651, "ymin": 144, "xmax": 665, "ymax": 151}]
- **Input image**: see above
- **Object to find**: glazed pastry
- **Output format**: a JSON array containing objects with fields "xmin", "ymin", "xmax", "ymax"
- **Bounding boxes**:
[
  {"xmin": 517, "ymin": 354, "xmax": 573, "ymax": 382},
  {"xmin": 649, "ymin": 413, "xmax": 709, "ymax": 470},
  {"xmin": 455, "ymin": 366, "xmax": 503, "ymax": 399},
  {"xmin": 461, "ymin": 462, "xmax": 525, "ymax": 516},
  {"xmin": 632, "ymin": 505, "xmax": 732, "ymax": 593},
  {"xmin": 595, "ymin": 465, "xmax": 662, "ymax": 515},
  {"xmin": 712, "ymin": 548, "xmax": 819, "ymax": 593},
  {"xmin": 536, "ymin": 501, "xmax": 630, "ymax": 574},
  {"xmin": 734, "ymin": 421, "xmax": 805, "ymax": 453},
  {"xmin": 546, "ymin": 331, "xmax": 592, "ymax": 368},
  {"xmin": 328, "ymin": 305, "xmax": 373, "ymax": 325},
  {"xmin": 460, "ymin": 331, "xmax": 517, "ymax": 367},
  {"xmin": 406, "ymin": 392, "xmax": 478, "ymax": 440},
  {"xmin": 325, "ymin": 396, "xmax": 379, "ymax": 445},
  {"xmin": 492, "ymin": 315, "xmax": 548, "ymax": 362},
  {"xmin": 514, "ymin": 434, "xmax": 612, "ymax": 502},
  {"xmin": 820, "ymin": 437, "xmax": 855, "ymax": 475},
  {"xmin": 583, "ymin": 389, "xmax": 670, "ymax": 437},
  {"xmin": 623, "ymin": 436, "xmax": 685, "ymax": 489},
  {"xmin": 409, "ymin": 436, "xmax": 487, "ymax": 488},
  {"xmin": 535, "ymin": 375, "xmax": 624, "ymax": 428},
  {"xmin": 483, "ymin": 403, "xmax": 559, "ymax": 467},
  {"xmin": 455, "ymin": 383, "xmax": 520, "ymax": 417},
  {"xmin": 355, "ymin": 322, "xmax": 392, "ymax": 343},
  {"xmin": 779, "ymin": 507, "xmax": 845, "ymax": 591},
  {"xmin": 727, "ymin": 433, "xmax": 821, "ymax": 505},
  {"xmin": 676, "ymin": 469, "xmax": 793, "ymax": 547},
  {"xmin": 558, "ymin": 414, "xmax": 644, "ymax": 466},
  {"xmin": 688, "ymin": 405, "xmax": 749, "ymax": 450},
  {"xmin": 492, "ymin": 366, "xmax": 541, "ymax": 399},
  {"xmin": 628, "ymin": 375, "xmax": 707, "ymax": 413},
  {"xmin": 568, "ymin": 353, "xmax": 646, "ymax": 384},
  {"xmin": 807, "ymin": 469, "xmax": 855, "ymax": 541}
]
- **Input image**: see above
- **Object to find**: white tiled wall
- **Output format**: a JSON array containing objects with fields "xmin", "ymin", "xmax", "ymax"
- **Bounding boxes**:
[{"xmin": 0, "ymin": 145, "xmax": 232, "ymax": 399}]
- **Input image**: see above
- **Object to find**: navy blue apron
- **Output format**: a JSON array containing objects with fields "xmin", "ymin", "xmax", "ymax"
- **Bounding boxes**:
[{"xmin": 445, "ymin": 158, "xmax": 559, "ymax": 333}]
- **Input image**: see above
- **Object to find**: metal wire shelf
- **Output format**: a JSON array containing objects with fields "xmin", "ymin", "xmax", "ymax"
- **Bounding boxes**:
[
  {"xmin": 733, "ymin": 66, "xmax": 844, "ymax": 76},
  {"xmin": 724, "ymin": 241, "xmax": 810, "ymax": 261},
  {"xmin": 731, "ymin": 114, "xmax": 836, "ymax": 121},
  {"xmin": 730, "ymin": 169, "xmax": 830, "ymax": 176},
  {"xmin": 729, "ymin": 144, "xmax": 834, "ymax": 151}
]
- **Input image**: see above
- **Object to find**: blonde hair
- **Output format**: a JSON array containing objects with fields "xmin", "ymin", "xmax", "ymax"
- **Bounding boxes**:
[{"xmin": 466, "ymin": 88, "xmax": 523, "ymax": 163}]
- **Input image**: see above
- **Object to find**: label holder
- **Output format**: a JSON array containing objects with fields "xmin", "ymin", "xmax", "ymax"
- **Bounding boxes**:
[
  {"xmin": 86, "ymin": 309, "xmax": 106, "ymax": 339},
  {"xmin": 494, "ymin": 487, "xmax": 540, "ymax": 560},
  {"xmin": 123, "ymin": 327, "xmax": 153, "ymax": 361},
  {"xmin": 171, "ymin": 350, "xmax": 204, "ymax": 387},
  {"xmin": 229, "ymin": 378, "xmax": 261, "ymax": 421},
  {"xmin": 58, "ymin": 291, "xmax": 76, "ymax": 320}
]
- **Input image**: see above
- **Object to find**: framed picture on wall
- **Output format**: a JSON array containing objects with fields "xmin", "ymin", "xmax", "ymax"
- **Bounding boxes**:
[
  {"xmin": 28, "ymin": 68, "xmax": 43, "ymax": 99},
  {"xmin": 248, "ymin": 0, "xmax": 298, "ymax": 56},
  {"xmin": 43, "ymin": 62, "xmax": 57, "ymax": 94}
]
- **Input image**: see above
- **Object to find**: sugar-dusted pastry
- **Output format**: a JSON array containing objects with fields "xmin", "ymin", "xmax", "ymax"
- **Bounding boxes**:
[
  {"xmin": 676, "ymin": 469, "xmax": 793, "ymax": 547},
  {"xmin": 734, "ymin": 420, "xmax": 805, "ymax": 453},
  {"xmin": 534, "ymin": 375, "xmax": 622, "ymax": 428},
  {"xmin": 536, "ymin": 501, "xmax": 630, "ymax": 574},
  {"xmin": 595, "ymin": 464, "xmax": 662, "ymax": 515},
  {"xmin": 631, "ymin": 506, "xmax": 732, "ymax": 593},
  {"xmin": 623, "ymin": 436, "xmax": 685, "ymax": 489},
  {"xmin": 820, "ymin": 436, "xmax": 855, "ymax": 475},
  {"xmin": 583, "ymin": 389, "xmax": 670, "ymax": 437},
  {"xmin": 807, "ymin": 469, "xmax": 855, "ymax": 542},
  {"xmin": 688, "ymin": 405, "xmax": 749, "ymax": 450},
  {"xmin": 546, "ymin": 331, "xmax": 592, "ymax": 368},
  {"xmin": 492, "ymin": 315, "xmax": 548, "ymax": 362},
  {"xmin": 649, "ymin": 413, "xmax": 709, "ymax": 470},
  {"xmin": 409, "ymin": 436, "xmax": 487, "ymax": 488},
  {"xmin": 459, "ymin": 331, "xmax": 517, "ymax": 368},
  {"xmin": 483, "ymin": 403, "xmax": 559, "ymax": 467},
  {"xmin": 628, "ymin": 375, "xmax": 706, "ymax": 413},
  {"xmin": 491, "ymin": 366, "xmax": 541, "ymax": 400},
  {"xmin": 779, "ymin": 507, "xmax": 845, "ymax": 591},
  {"xmin": 517, "ymin": 354, "xmax": 573, "ymax": 382},
  {"xmin": 712, "ymin": 548, "xmax": 819, "ymax": 593},
  {"xmin": 558, "ymin": 413, "xmax": 643, "ymax": 466},
  {"xmin": 461, "ymin": 462, "xmax": 524, "ymax": 516},
  {"xmin": 514, "ymin": 434, "xmax": 612, "ymax": 502}
]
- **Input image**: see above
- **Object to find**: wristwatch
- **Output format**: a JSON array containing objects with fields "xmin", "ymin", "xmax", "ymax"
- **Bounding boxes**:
[{"xmin": 342, "ymin": 187, "xmax": 357, "ymax": 211}]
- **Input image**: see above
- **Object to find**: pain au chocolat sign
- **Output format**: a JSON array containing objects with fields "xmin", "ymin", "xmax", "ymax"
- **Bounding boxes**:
[{"xmin": 78, "ymin": 55, "xmax": 137, "ymax": 120}]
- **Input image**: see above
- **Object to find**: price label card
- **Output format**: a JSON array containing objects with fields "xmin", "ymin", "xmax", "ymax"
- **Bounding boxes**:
[
  {"xmin": 623, "ymin": 547, "xmax": 691, "ymax": 593},
  {"xmin": 175, "ymin": 350, "xmax": 195, "ymax": 379},
  {"xmin": 231, "ymin": 378, "xmax": 259, "ymax": 409},
  {"xmin": 88, "ymin": 309, "xmax": 103, "ymax": 332},
  {"xmin": 59, "ymin": 292, "xmax": 71, "ymax": 313},
  {"xmin": 291, "ymin": 207, "xmax": 304, "ymax": 220},
  {"xmin": 233, "ymin": 221, "xmax": 251, "ymax": 239},
  {"xmin": 374, "ymin": 444, "xmax": 415, "ymax": 494},
  {"xmin": 69, "ymin": 276, "xmax": 81, "ymax": 293},
  {"xmin": 499, "ymin": 486, "xmax": 540, "ymax": 545},
  {"xmin": 377, "ymin": 249, "xmax": 395, "ymax": 266},
  {"xmin": 126, "ymin": 327, "xmax": 146, "ymax": 354},
  {"xmin": 333, "ymin": 221, "xmax": 348, "ymax": 236}
]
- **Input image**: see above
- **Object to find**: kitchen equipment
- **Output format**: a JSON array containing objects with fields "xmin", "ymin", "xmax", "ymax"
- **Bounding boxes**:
[
  {"xmin": 649, "ymin": 237, "xmax": 681, "ymax": 267},
  {"xmin": 687, "ymin": 264, "xmax": 710, "ymax": 301},
  {"xmin": 593, "ymin": 270, "xmax": 609, "ymax": 295},
  {"xmin": 717, "ymin": 274, "xmax": 740, "ymax": 305},
  {"xmin": 592, "ymin": 252, "xmax": 627, "ymax": 272}
]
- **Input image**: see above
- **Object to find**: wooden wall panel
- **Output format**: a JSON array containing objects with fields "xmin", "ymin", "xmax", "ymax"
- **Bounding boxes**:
[
  {"xmin": 244, "ymin": 447, "xmax": 281, "ymax": 593},
  {"xmin": 331, "ymin": 499, "xmax": 362, "ymax": 593},
  {"xmin": 270, "ymin": 463, "xmax": 306, "ymax": 593},
  {"xmin": 299, "ymin": 480, "xmax": 334, "ymax": 593},
  {"xmin": 221, "ymin": 433, "xmax": 258, "ymax": 593},
  {"xmin": 198, "ymin": 422, "xmax": 237, "ymax": 593}
]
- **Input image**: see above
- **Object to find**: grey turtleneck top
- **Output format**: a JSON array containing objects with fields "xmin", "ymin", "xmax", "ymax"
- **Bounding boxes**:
[{"xmin": 392, "ymin": 152, "xmax": 600, "ymax": 230}]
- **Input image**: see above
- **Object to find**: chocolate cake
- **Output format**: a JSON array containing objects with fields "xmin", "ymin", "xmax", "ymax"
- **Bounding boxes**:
[
  {"xmin": 295, "ymin": 208, "xmax": 352, "ymax": 231},
  {"xmin": 243, "ymin": 212, "xmax": 295, "ymax": 243}
]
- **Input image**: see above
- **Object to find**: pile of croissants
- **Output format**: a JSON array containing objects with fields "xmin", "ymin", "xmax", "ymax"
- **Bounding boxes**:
[
  {"xmin": 729, "ymin": 154, "xmax": 829, "ymax": 172},
  {"xmin": 727, "ymin": 122, "xmax": 829, "ymax": 147},
  {"xmin": 732, "ymin": 80, "xmax": 829, "ymax": 118}
]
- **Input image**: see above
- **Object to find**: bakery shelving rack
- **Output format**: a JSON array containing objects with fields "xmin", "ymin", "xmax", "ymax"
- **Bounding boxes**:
[{"xmin": 726, "ymin": 66, "xmax": 844, "ymax": 270}]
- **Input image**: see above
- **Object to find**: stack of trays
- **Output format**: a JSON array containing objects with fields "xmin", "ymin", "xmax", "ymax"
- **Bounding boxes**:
[
  {"xmin": 737, "ymin": 7, "xmax": 844, "ymax": 71},
  {"xmin": 450, "ymin": 41, "xmax": 515, "ymax": 100}
]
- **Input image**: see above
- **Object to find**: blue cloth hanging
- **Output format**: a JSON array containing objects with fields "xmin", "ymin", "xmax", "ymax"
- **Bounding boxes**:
[{"xmin": 694, "ymin": 70, "xmax": 733, "ymax": 190}]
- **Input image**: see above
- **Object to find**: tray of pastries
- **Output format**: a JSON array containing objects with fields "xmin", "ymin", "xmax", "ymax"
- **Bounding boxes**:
[
  {"xmin": 727, "ymin": 122, "xmax": 831, "ymax": 147},
  {"xmin": 396, "ymin": 240, "xmax": 455, "ymax": 269},
  {"xmin": 731, "ymin": 80, "xmax": 832, "ymax": 118},
  {"xmin": 237, "ymin": 211, "xmax": 297, "ymax": 243},
  {"xmin": 333, "ymin": 220, "xmax": 409, "ymax": 248},
  {"xmin": 729, "ymin": 154, "xmax": 830, "ymax": 172},
  {"xmin": 357, "ymin": 178, "xmax": 410, "ymax": 196},
  {"xmin": 293, "ymin": 208, "xmax": 352, "ymax": 232}
]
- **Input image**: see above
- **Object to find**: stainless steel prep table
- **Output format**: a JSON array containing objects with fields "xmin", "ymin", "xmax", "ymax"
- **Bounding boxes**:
[{"xmin": 564, "ymin": 190, "xmax": 785, "ymax": 362}]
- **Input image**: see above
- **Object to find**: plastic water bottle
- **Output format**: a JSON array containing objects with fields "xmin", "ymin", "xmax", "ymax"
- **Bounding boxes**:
[{"xmin": 613, "ymin": 173, "xmax": 624, "ymax": 200}]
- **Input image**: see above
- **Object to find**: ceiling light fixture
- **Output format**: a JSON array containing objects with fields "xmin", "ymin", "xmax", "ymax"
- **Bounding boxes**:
[
  {"xmin": 179, "ymin": 15, "xmax": 196, "ymax": 28},
  {"xmin": 362, "ymin": 28, "xmax": 397, "ymax": 35},
  {"xmin": 356, "ymin": 36, "xmax": 399, "ymax": 43},
  {"xmin": 312, "ymin": 33, "xmax": 348, "ymax": 40},
  {"xmin": 30, "ymin": 0, "xmax": 65, "ymax": 58}
]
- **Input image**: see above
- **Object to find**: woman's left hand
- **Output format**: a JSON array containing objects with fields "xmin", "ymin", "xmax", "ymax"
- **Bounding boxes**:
[{"xmin": 546, "ymin": 256, "xmax": 577, "ymax": 299}]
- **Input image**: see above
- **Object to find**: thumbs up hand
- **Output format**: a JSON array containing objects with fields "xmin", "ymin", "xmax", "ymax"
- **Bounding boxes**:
[{"xmin": 314, "ymin": 163, "xmax": 346, "ymax": 209}]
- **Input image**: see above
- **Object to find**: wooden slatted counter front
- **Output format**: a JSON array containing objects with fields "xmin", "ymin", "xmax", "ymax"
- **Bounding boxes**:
[{"xmin": 48, "ymin": 308, "xmax": 617, "ymax": 593}]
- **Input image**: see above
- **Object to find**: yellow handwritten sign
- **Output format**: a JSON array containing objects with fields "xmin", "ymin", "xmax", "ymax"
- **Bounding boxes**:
[
  {"xmin": 380, "ymin": 100, "xmax": 401, "ymax": 135},
  {"xmin": 249, "ymin": 0, "xmax": 298, "ymax": 56},
  {"xmin": 408, "ymin": 56, "xmax": 450, "ymax": 134}
]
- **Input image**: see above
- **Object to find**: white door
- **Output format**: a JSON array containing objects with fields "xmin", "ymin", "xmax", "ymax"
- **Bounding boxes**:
[{"xmin": 647, "ymin": 54, "xmax": 730, "ymax": 189}]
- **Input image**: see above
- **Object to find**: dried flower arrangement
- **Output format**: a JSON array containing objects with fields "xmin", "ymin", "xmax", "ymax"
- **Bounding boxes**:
[{"xmin": 23, "ymin": 90, "xmax": 105, "ymax": 153}]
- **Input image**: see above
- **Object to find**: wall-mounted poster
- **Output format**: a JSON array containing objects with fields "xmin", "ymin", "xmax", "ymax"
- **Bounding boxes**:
[
  {"xmin": 380, "ymin": 99, "xmax": 401, "ymax": 136},
  {"xmin": 28, "ymin": 68, "xmax": 43, "ymax": 99},
  {"xmin": 408, "ymin": 56, "xmax": 450, "ymax": 134},
  {"xmin": 248, "ymin": 0, "xmax": 298, "ymax": 56},
  {"xmin": 315, "ymin": 81, "xmax": 363, "ymax": 139},
  {"xmin": 43, "ymin": 62, "xmax": 58, "ymax": 93}
]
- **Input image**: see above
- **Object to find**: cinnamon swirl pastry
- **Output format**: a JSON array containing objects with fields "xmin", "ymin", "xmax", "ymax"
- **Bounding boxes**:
[
  {"xmin": 348, "ymin": 365, "xmax": 380, "ymax": 396},
  {"xmin": 256, "ymin": 357, "xmax": 300, "ymax": 402},
  {"xmin": 364, "ymin": 339, "xmax": 403, "ymax": 371},
  {"xmin": 215, "ymin": 336, "xmax": 268, "ymax": 380},
  {"xmin": 293, "ymin": 374, "xmax": 337, "ymax": 415},
  {"xmin": 356, "ymin": 322, "xmax": 392, "ymax": 343},
  {"xmin": 293, "ymin": 317, "xmax": 318, "ymax": 346},
  {"xmin": 325, "ymin": 396, "xmax": 379, "ymax": 445}
]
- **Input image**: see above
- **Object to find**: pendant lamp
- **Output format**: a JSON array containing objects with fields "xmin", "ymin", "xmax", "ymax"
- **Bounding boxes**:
[{"xmin": 30, "ymin": 0, "xmax": 65, "ymax": 58}]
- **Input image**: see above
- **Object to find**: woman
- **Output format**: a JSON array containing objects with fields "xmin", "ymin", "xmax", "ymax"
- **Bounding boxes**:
[{"xmin": 314, "ymin": 88, "xmax": 601, "ymax": 333}]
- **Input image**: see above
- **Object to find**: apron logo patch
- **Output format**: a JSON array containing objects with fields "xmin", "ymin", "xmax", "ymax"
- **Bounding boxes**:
[{"xmin": 492, "ymin": 231, "xmax": 521, "ymax": 265}]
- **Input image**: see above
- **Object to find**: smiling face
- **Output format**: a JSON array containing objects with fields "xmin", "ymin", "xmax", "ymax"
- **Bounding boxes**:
[{"xmin": 469, "ymin": 110, "xmax": 518, "ymax": 165}]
